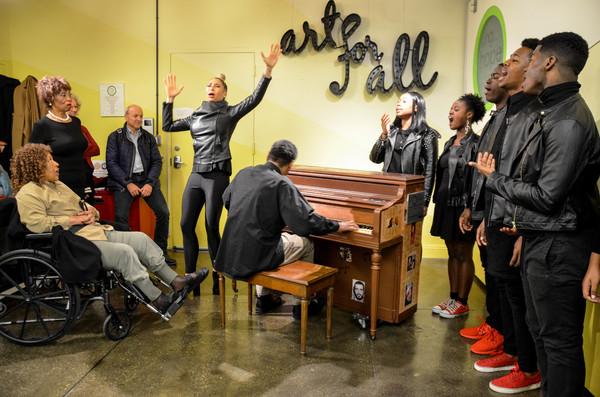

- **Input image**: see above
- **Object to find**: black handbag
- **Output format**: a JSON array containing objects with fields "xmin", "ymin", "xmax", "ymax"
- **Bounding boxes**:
[{"xmin": 51, "ymin": 225, "xmax": 103, "ymax": 284}]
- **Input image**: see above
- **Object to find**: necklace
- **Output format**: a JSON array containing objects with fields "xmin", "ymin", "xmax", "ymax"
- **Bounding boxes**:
[{"xmin": 48, "ymin": 110, "xmax": 70, "ymax": 122}]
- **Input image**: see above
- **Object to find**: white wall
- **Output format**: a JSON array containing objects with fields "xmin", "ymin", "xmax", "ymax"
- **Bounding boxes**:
[{"xmin": 465, "ymin": 0, "xmax": 600, "ymax": 94}]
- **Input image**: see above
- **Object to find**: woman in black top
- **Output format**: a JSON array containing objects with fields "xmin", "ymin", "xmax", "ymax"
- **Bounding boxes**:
[
  {"xmin": 163, "ymin": 43, "xmax": 281, "ymax": 295},
  {"xmin": 29, "ymin": 76, "xmax": 87, "ymax": 199},
  {"xmin": 430, "ymin": 93, "xmax": 485, "ymax": 319},
  {"xmin": 369, "ymin": 92, "xmax": 440, "ymax": 215}
]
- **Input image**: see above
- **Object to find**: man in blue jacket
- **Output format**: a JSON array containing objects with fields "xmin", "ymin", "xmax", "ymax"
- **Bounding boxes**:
[{"xmin": 106, "ymin": 105, "xmax": 175, "ymax": 266}]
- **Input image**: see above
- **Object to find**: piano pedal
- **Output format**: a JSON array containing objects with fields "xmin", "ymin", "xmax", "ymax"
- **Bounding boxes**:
[{"xmin": 352, "ymin": 312, "xmax": 370, "ymax": 330}]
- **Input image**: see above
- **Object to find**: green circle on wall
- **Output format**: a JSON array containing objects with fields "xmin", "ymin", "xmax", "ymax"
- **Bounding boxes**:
[{"xmin": 473, "ymin": 6, "xmax": 506, "ymax": 110}]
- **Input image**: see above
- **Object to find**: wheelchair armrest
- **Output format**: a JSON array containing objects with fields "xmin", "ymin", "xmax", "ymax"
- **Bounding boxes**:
[{"xmin": 25, "ymin": 233, "xmax": 53, "ymax": 241}]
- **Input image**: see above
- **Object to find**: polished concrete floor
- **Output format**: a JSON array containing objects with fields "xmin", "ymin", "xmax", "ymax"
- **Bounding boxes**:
[{"xmin": 0, "ymin": 253, "xmax": 542, "ymax": 397}]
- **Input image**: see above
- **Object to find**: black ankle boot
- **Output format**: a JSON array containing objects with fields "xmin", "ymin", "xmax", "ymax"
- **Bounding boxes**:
[{"xmin": 212, "ymin": 271, "xmax": 220, "ymax": 295}]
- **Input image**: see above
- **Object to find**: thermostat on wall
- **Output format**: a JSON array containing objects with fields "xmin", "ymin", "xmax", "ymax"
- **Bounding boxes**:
[{"xmin": 143, "ymin": 118, "xmax": 154, "ymax": 135}]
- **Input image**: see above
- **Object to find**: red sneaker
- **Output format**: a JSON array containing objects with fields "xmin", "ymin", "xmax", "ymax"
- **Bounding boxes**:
[
  {"xmin": 439, "ymin": 300, "xmax": 469, "ymax": 318},
  {"xmin": 471, "ymin": 328, "xmax": 504, "ymax": 355},
  {"xmin": 474, "ymin": 352, "xmax": 517, "ymax": 373},
  {"xmin": 432, "ymin": 298, "xmax": 454, "ymax": 314},
  {"xmin": 489, "ymin": 364, "xmax": 541, "ymax": 394},
  {"xmin": 460, "ymin": 316, "xmax": 492, "ymax": 340}
]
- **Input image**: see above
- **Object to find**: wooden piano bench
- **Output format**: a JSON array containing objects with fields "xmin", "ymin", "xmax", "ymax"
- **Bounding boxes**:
[{"xmin": 218, "ymin": 261, "xmax": 338, "ymax": 355}]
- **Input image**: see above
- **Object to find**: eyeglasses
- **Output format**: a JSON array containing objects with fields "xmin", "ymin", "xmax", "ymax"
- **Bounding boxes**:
[{"xmin": 79, "ymin": 200, "xmax": 88, "ymax": 212}]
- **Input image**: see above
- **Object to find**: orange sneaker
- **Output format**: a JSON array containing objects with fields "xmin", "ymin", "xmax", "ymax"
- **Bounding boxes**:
[
  {"xmin": 432, "ymin": 298, "xmax": 454, "ymax": 314},
  {"xmin": 489, "ymin": 364, "xmax": 541, "ymax": 394},
  {"xmin": 439, "ymin": 300, "xmax": 469, "ymax": 318},
  {"xmin": 460, "ymin": 316, "xmax": 493, "ymax": 340},
  {"xmin": 471, "ymin": 328, "xmax": 504, "ymax": 355},
  {"xmin": 474, "ymin": 352, "xmax": 518, "ymax": 373}
]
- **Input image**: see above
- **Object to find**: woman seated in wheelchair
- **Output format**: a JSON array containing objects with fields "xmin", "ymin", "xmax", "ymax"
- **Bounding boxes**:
[{"xmin": 10, "ymin": 143, "xmax": 209, "ymax": 316}]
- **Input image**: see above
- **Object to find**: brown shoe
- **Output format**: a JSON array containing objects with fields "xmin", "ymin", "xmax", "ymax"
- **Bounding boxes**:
[
  {"xmin": 153, "ymin": 292, "xmax": 177, "ymax": 314},
  {"xmin": 171, "ymin": 267, "xmax": 210, "ymax": 296}
]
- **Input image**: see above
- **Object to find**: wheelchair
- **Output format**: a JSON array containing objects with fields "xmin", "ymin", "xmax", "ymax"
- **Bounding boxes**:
[{"xmin": 0, "ymin": 199, "xmax": 179, "ymax": 346}]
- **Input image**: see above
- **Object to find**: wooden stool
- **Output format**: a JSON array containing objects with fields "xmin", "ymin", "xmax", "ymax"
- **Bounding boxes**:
[{"xmin": 219, "ymin": 261, "xmax": 338, "ymax": 355}]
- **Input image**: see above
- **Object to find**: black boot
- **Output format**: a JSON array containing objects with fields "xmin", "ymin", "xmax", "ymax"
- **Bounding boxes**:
[{"xmin": 212, "ymin": 271, "xmax": 219, "ymax": 295}]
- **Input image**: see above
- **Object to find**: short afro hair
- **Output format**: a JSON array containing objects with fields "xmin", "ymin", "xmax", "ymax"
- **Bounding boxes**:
[
  {"xmin": 458, "ymin": 93, "xmax": 486, "ymax": 124},
  {"xmin": 36, "ymin": 76, "xmax": 71, "ymax": 108},
  {"xmin": 521, "ymin": 38, "xmax": 540, "ymax": 51},
  {"xmin": 539, "ymin": 32, "xmax": 589, "ymax": 76},
  {"xmin": 267, "ymin": 140, "xmax": 298, "ymax": 167}
]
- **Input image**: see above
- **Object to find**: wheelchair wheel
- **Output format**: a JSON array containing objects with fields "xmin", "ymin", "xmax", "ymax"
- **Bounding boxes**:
[
  {"xmin": 0, "ymin": 250, "xmax": 79, "ymax": 345},
  {"xmin": 124, "ymin": 292, "xmax": 139, "ymax": 312},
  {"xmin": 103, "ymin": 310, "xmax": 131, "ymax": 341}
]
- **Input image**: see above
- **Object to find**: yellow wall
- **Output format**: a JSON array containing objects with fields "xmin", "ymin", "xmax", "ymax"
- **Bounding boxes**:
[{"xmin": 1, "ymin": 0, "xmax": 466, "ymax": 257}]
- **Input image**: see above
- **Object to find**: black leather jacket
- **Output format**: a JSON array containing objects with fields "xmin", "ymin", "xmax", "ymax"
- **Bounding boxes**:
[
  {"xmin": 369, "ymin": 126, "xmax": 439, "ymax": 206},
  {"xmin": 162, "ymin": 75, "xmax": 271, "ymax": 173},
  {"xmin": 432, "ymin": 133, "xmax": 479, "ymax": 208},
  {"xmin": 466, "ymin": 106, "xmax": 506, "ymax": 221},
  {"xmin": 487, "ymin": 93, "xmax": 600, "ymax": 231},
  {"xmin": 487, "ymin": 98, "xmax": 542, "ymax": 226}
]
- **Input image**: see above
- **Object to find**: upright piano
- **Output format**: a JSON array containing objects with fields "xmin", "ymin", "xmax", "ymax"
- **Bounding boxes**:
[{"xmin": 288, "ymin": 166, "xmax": 425, "ymax": 340}]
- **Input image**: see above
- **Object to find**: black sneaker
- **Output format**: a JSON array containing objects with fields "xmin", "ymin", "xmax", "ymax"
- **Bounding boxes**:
[
  {"xmin": 292, "ymin": 297, "xmax": 326, "ymax": 320},
  {"xmin": 255, "ymin": 294, "xmax": 283, "ymax": 314}
]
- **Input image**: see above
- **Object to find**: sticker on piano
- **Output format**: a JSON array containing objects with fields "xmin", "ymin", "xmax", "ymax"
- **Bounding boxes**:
[
  {"xmin": 405, "ymin": 282, "xmax": 413, "ymax": 306},
  {"xmin": 339, "ymin": 247, "xmax": 352, "ymax": 262},
  {"xmin": 352, "ymin": 279, "xmax": 365, "ymax": 303},
  {"xmin": 406, "ymin": 253, "xmax": 416, "ymax": 271}
]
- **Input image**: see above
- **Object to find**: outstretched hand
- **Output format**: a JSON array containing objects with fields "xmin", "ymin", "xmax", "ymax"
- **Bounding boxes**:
[
  {"xmin": 164, "ymin": 74, "xmax": 184, "ymax": 103},
  {"xmin": 261, "ymin": 43, "xmax": 282, "ymax": 78},
  {"xmin": 469, "ymin": 152, "xmax": 496, "ymax": 178}
]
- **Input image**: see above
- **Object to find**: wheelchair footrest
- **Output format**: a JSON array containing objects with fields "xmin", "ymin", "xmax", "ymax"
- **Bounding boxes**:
[{"xmin": 165, "ymin": 293, "xmax": 186, "ymax": 318}]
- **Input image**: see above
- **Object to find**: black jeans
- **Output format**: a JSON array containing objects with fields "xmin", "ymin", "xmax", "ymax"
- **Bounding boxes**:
[
  {"xmin": 474, "ymin": 220, "xmax": 503, "ymax": 333},
  {"xmin": 521, "ymin": 229, "xmax": 592, "ymax": 397},
  {"xmin": 180, "ymin": 170, "xmax": 229, "ymax": 274},
  {"xmin": 495, "ymin": 276, "xmax": 537, "ymax": 373},
  {"xmin": 486, "ymin": 226, "xmax": 536, "ymax": 372},
  {"xmin": 114, "ymin": 174, "xmax": 170, "ymax": 253}
]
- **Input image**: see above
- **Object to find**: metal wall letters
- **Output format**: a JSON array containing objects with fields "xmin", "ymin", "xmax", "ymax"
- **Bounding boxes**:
[{"xmin": 280, "ymin": 0, "xmax": 438, "ymax": 96}]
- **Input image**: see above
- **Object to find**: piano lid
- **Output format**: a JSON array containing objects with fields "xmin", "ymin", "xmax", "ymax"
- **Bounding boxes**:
[{"xmin": 289, "ymin": 165, "xmax": 424, "ymax": 201}]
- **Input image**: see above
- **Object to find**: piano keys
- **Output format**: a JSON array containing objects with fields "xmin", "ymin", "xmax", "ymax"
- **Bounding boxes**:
[{"xmin": 288, "ymin": 166, "xmax": 425, "ymax": 339}]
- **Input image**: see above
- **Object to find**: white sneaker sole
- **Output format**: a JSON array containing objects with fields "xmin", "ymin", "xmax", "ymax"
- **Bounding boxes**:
[
  {"xmin": 474, "ymin": 362, "xmax": 516, "ymax": 373},
  {"xmin": 489, "ymin": 380, "xmax": 541, "ymax": 394},
  {"xmin": 439, "ymin": 310, "xmax": 469, "ymax": 319},
  {"xmin": 432, "ymin": 307, "xmax": 444, "ymax": 314}
]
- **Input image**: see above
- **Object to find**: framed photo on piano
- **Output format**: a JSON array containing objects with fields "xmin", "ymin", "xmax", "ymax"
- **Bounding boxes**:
[{"xmin": 405, "ymin": 191, "xmax": 425, "ymax": 224}]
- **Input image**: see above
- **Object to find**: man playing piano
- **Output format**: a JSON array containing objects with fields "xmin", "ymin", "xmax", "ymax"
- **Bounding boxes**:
[{"xmin": 214, "ymin": 140, "xmax": 358, "ymax": 318}]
